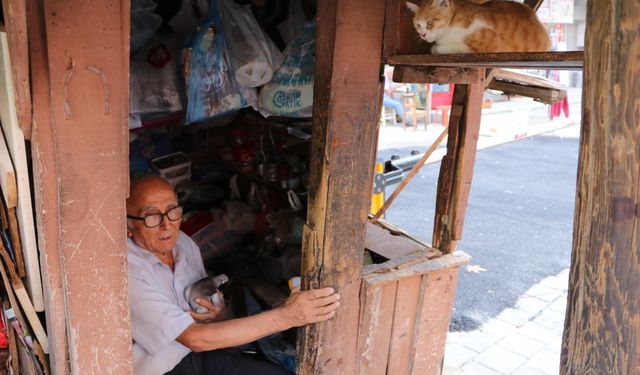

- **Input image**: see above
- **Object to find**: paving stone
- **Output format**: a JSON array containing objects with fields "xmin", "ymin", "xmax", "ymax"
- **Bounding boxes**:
[
  {"xmin": 524, "ymin": 348, "xmax": 561, "ymax": 374},
  {"xmin": 497, "ymin": 308, "xmax": 532, "ymax": 326},
  {"xmin": 458, "ymin": 360, "xmax": 504, "ymax": 375},
  {"xmin": 455, "ymin": 330, "xmax": 501, "ymax": 353},
  {"xmin": 516, "ymin": 322, "xmax": 560, "ymax": 343},
  {"xmin": 532, "ymin": 309, "xmax": 566, "ymax": 334},
  {"xmin": 495, "ymin": 333, "xmax": 546, "ymax": 358},
  {"xmin": 444, "ymin": 342, "xmax": 479, "ymax": 368},
  {"xmin": 556, "ymin": 268, "xmax": 570, "ymax": 281},
  {"xmin": 475, "ymin": 345, "xmax": 528, "ymax": 374},
  {"xmin": 538, "ymin": 276, "xmax": 568, "ymax": 291},
  {"xmin": 447, "ymin": 331, "xmax": 466, "ymax": 345},
  {"xmin": 524, "ymin": 284, "xmax": 564, "ymax": 303},
  {"xmin": 514, "ymin": 296, "xmax": 550, "ymax": 319},
  {"xmin": 547, "ymin": 297, "xmax": 568, "ymax": 314},
  {"xmin": 480, "ymin": 318, "xmax": 518, "ymax": 339},
  {"xmin": 512, "ymin": 366, "xmax": 550, "ymax": 375}
]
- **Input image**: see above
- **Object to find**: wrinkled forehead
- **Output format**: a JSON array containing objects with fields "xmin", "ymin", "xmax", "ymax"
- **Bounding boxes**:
[{"xmin": 127, "ymin": 177, "xmax": 176, "ymax": 213}]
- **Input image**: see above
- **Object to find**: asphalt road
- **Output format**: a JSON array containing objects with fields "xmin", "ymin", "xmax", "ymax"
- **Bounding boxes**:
[{"xmin": 379, "ymin": 131, "xmax": 579, "ymax": 331}]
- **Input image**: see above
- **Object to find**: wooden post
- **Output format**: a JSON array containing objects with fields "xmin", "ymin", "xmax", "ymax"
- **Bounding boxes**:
[
  {"xmin": 561, "ymin": 0, "xmax": 640, "ymax": 374},
  {"xmin": 37, "ymin": 0, "xmax": 133, "ymax": 373},
  {"xmin": 432, "ymin": 72, "xmax": 485, "ymax": 253},
  {"xmin": 27, "ymin": 0, "xmax": 69, "ymax": 371},
  {"xmin": 298, "ymin": 0, "xmax": 385, "ymax": 373}
]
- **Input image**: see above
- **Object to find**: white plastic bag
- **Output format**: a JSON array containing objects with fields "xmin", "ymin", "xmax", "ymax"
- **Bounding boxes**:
[
  {"xmin": 259, "ymin": 21, "xmax": 315, "ymax": 117},
  {"xmin": 218, "ymin": 0, "xmax": 283, "ymax": 88}
]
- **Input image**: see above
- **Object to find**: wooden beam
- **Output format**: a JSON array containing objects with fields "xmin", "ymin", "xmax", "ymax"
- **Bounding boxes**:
[
  {"xmin": 26, "ymin": 0, "xmax": 69, "ymax": 371},
  {"xmin": 392, "ymin": 66, "xmax": 482, "ymax": 84},
  {"xmin": 0, "ymin": 0, "xmax": 32, "ymax": 140},
  {"xmin": 561, "ymin": 0, "xmax": 640, "ymax": 373},
  {"xmin": 41, "ymin": 0, "xmax": 133, "ymax": 373},
  {"xmin": 386, "ymin": 51, "xmax": 584, "ymax": 70},
  {"xmin": 432, "ymin": 72, "xmax": 485, "ymax": 253},
  {"xmin": 487, "ymin": 80, "xmax": 566, "ymax": 104},
  {"xmin": 298, "ymin": 0, "xmax": 385, "ymax": 373}
]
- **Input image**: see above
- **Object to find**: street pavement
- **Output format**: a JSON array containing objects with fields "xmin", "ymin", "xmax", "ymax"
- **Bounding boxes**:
[{"xmin": 376, "ymin": 88, "xmax": 582, "ymax": 374}]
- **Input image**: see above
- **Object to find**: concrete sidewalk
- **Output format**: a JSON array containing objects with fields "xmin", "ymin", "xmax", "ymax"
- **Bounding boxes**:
[{"xmin": 442, "ymin": 267, "xmax": 569, "ymax": 375}]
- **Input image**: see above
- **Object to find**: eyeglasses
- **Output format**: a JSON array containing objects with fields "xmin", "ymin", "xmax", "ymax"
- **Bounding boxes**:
[{"xmin": 127, "ymin": 206, "xmax": 183, "ymax": 228}]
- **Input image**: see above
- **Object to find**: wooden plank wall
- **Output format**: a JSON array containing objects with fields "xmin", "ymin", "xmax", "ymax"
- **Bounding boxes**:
[
  {"xmin": 31, "ymin": 0, "xmax": 133, "ymax": 373},
  {"xmin": 561, "ymin": 0, "xmax": 640, "ymax": 374},
  {"xmin": 298, "ymin": 0, "xmax": 386, "ymax": 373},
  {"xmin": 27, "ymin": 0, "xmax": 69, "ymax": 371},
  {"xmin": 357, "ymin": 252, "xmax": 469, "ymax": 375}
]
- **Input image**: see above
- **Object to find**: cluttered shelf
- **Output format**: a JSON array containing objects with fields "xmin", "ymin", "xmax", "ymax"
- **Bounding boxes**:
[{"xmin": 386, "ymin": 51, "xmax": 584, "ymax": 70}]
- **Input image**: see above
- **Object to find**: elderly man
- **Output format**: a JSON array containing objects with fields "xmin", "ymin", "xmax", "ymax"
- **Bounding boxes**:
[{"xmin": 127, "ymin": 176, "xmax": 340, "ymax": 374}]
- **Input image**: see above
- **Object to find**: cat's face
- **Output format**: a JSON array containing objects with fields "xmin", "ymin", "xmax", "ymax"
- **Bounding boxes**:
[{"xmin": 406, "ymin": 0, "xmax": 453, "ymax": 43}]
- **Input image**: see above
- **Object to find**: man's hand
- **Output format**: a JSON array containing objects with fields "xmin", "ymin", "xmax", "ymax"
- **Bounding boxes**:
[
  {"xmin": 189, "ymin": 292, "xmax": 225, "ymax": 324},
  {"xmin": 280, "ymin": 287, "xmax": 340, "ymax": 328}
]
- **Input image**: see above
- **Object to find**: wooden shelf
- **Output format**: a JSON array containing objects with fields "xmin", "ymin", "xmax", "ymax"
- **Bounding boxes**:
[{"xmin": 386, "ymin": 51, "xmax": 583, "ymax": 70}]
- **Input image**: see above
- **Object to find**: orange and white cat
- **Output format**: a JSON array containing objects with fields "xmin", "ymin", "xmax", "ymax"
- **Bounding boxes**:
[{"xmin": 406, "ymin": 0, "xmax": 551, "ymax": 54}]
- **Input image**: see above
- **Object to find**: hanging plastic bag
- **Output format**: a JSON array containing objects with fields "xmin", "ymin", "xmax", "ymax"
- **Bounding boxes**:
[
  {"xmin": 130, "ymin": 33, "xmax": 184, "ymax": 122},
  {"xmin": 217, "ymin": 0, "xmax": 283, "ymax": 88},
  {"xmin": 276, "ymin": 0, "xmax": 306, "ymax": 47},
  {"xmin": 185, "ymin": 0, "xmax": 256, "ymax": 124},
  {"xmin": 259, "ymin": 21, "xmax": 315, "ymax": 118},
  {"xmin": 130, "ymin": 0, "xmax": 163, "ymax": 54}
]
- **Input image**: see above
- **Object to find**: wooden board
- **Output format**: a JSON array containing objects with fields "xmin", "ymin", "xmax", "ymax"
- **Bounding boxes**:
[
  {"xmin": 41, "ymin": 0, "xmax": 134, "ymax": 372},
  {"xmin": 386, "ymin": 276, "xmax": 421, "ymax": 375},
  {"xmin": 297, "ymin": 0, "xmax": 386, "ymax": 374},
  {"xmin": 365, "ymin": 222, "xmax": 426, "ymax": 260},
  {"xmin": 0, "ymin": 128, "xmax": 17, "ymax": 208},
  {"xmin": 0, "ymin": 32, "xmax": 43, "ymax": 311},
  {"xmin": 0, "ymin": 242, "xmax": 48, "ymax": 354},
  {"xmin": 0, "ymin": 0, "xmax": 32, "ymax": 140},
  {"xmin": 26, "ymin": 0, "xmax": 70, "ymax": 370},
  {"xmin": 432, "ymin": 78, "xmax": 485, "ymax": 253},
  {"xmin": 392, "ymin": 65, "xmax": 483, "ymax": 84},
  {"xmin": 561, "ymin": 0, "xmax": 640, "ymax": 373},
  {"xmin": 386, "ymin": 51, "xmax": 584, "ymax": 70},
  {"xmin": 488, "ymin": 80, "xmax": 566, "ymax": 104},
  {"xmin": 355, "ymin": 281, "xmax": 397, "ymax": 375}
]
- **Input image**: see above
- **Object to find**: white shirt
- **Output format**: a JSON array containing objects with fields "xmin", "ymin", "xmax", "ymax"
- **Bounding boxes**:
[{"xmin": 128, "ymin": 231, "xmax": 208, "ymax": 375}]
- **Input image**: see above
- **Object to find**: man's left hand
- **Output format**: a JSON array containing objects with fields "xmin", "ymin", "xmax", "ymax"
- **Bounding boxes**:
[{"xmin": 189, "ymin": 292, "xmax": 225, "ymax": 323}]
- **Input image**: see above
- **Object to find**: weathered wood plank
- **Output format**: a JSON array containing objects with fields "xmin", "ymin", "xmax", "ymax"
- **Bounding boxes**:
[
  {"xmin": 42, "ymin": 0, "xmax": 133, "ymax": 373},
  {"xmin": 523, "ymin": 0, "xmax": 545, "ymax": 11},
  {"xmin": 386, "ymin": 276, "xmax": 421, "ymax": 375},
  {"xmin": 561, "ymin": 0, "xmax": 640, "ymax": 374},
  {"xmin": 0, "ymin": 31, "xmax": 43, "ymax": 310},
  {"xmin": 355, "ymin": 281, "xmax": 397, "ymax": 375},
  {"xmin": 365, "ymin": 222, "xmax": 427, "ymax": 260},
  {"xmin": 393, "ymin": 65, "xmax": 482, "ymax": 84},
  {"xmin": 411, "ymin": 268, "xmax": 462, "ymax": 375},
  {"xmin": 298, "ymin": 0, "xmax": 386, "ymax": 373},
  {"xmin": 26, "ymin": 0, "xmax": 70, "ymax": 370},
  {"xmin": 386, "ymin": 51, "xmax": 584, "ymax": 70},
  {"xmin": 487, "ymin": 80, "xmax": 566, "ymax": 104},
  {"xmin": 0, "ymin": 0, "xmax": 32, "ymax": 139},
  {"xmin": 433, "ymin": 76, "xmax": 485, "ymax": 253}
]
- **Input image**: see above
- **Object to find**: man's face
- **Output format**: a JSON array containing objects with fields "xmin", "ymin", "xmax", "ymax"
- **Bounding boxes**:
[{"xmin": 127, "ymin": 180, "xmax": 181, "ymax": 255}]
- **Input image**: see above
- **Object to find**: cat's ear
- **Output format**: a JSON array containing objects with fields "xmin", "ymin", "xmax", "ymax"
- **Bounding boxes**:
[
  {"xmin": 436, "ymin": 0, "xmax": 450, "ymax": 7},
  {"xmin": 405, "ymin": 2, "xmax": 419, "ymax": 14}
]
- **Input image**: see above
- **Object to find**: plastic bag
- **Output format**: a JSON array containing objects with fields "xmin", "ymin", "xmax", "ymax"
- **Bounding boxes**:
[
  {"xmin": 259, "ymin": 21, "xmax": 315, "ymax": 118},
  {"xmin": 168, "ymin": 0, "xmax": 210, "ymax": 33},
  {"xmin": 130, "ymin": 33, "xmax": 184, "ymax": 120},
  {"xmin": 218, "ymin": 0, "xmax": 283, "ymax": 88},
  {"xmin": 185, "ymin": 0, "xmax": 257, "ymax": 124},
  {"xmin": 277, "ymin": 0, "xmax": 306, "ymax": 47},
  {"xmin": 131, "ymin": 0, "xmax": 163, "ymax": 54}
]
